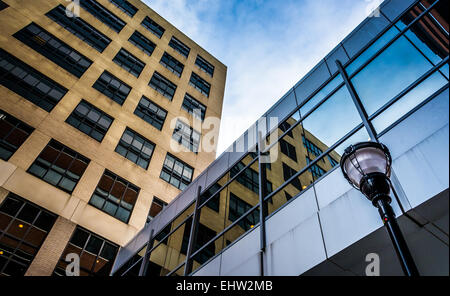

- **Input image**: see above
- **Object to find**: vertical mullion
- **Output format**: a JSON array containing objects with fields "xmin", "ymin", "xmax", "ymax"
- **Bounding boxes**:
[
  {"xmin": 257, "ymin": 131, "xmax": 267, "ymax": 276},
  {"xmin": 183, "ymin": 186, "xmax": 202, "ymax": 275},
  {"xmin": 335, "ymin": 60, "xmax": 378, "ymax": 141},
  {"xmin": 138, "ymin": 228, "xmax": 154, "ymax": 276}
]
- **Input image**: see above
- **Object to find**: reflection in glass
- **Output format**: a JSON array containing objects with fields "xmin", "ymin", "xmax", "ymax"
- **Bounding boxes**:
[
  {"xmin": 346, "ymin": 26, "xmax": 401, "ymax": 76},
  {"xmin": 300, "ymin": 74, "xmax": 343, "ymax": 115},
  {"xmin": 372, "ymin": 70, "xmax": 448, "ymax": 133},
  {"xmin": 351, "ymin": 35, "xmax": 435, "ymax": 116}
]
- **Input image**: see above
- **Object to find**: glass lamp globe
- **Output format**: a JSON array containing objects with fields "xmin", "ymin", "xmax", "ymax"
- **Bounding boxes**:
[{"xmin": 340, "ymin": 142, "xmax": 392, "ymax": 203}]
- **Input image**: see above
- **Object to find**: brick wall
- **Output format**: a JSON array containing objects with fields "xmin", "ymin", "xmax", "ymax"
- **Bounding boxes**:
[{"xmin": 25, "ymin": 216, "xmax": 76, "ymax": 276}]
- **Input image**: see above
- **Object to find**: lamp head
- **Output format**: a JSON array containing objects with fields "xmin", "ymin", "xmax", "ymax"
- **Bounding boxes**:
[{"xmin": 340, "ymin": 142, "xmax": 392, "ymax": 203}]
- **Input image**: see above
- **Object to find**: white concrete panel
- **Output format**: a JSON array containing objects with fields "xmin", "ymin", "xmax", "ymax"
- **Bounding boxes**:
[
  {"xmin": 392, "ymin": 124, "xmax": 449, "ymax": 209},
  {"xmin": 219, "ymin": 227, "xmax": 261, "ymax": 276},
  {"xmin": 319, "ymin": 188, "xmax": 384, "ymax": 257},
  {"xmin": 315, "ymin": 167, "xmax": 353, "ymax": 210},
  {"xmin": 266, "ymin": 214, "xmax": 327, "ymax": 276},
  {"xmin": 222, "ymin": 253, "xmax": 260, "ymax": 276},
  {"xmin": 192, "ymin": 254, "xmax": 221, "ymax": 276},
  {"xmin": 266, "ymin": 187, "xmax": 318, "ymax": 244}
]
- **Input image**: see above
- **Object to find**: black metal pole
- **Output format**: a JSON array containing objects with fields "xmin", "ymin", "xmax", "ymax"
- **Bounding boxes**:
[{"xmin": 375, "ymin": 197, "xmax": 420, "ymax": 276}]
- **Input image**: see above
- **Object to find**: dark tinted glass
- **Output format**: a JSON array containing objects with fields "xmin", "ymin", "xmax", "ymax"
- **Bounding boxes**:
[
  {"xmin": 46, "ymin": 5, "xmax": 111, "ymax": 52},
  {"xmin": 0, "ymin": 109, "xmax": 34, "ymax": 161},
  {"xmin": 189, "ymin": 72, "xmax": 210, "ymax": 97},
  {"xmin": 115, "ymin": 128, "xmax": 155, "ymax": 169},
  {"xmin": 109, "ymin": 0, "xmax": 138, "ymax": 17},
  {"xmin": 181, "ymin": 93, "xmax": 206, "ymax": 121},
  {"xmin": 28, "ymin": 139, "xmax": 90, "ymax": 193},
  {"xmin": 195, "ymin": 55, "xmax": 214, "ymax": 77},
  {"xmin": 128, "ymin": 31, "xmax": 156, "ymax": 56},
  {"xmin": 169, "ymin": 36, "xmax": 190, "ymax": 58},
  {"xmin": 0, "ymin": 49, "xmax": 68, "ymax": 112},
  {"xmin": 93, "ymin": 71, "xmax": 131, "ymax": 105},
  {"xmin": 79, "ymin": 0, "xmax": 126, "ymax": 33},
  {"xmin": 141, "ymin": 16, "xmax": 165, "ymax": 38},
  {"xmin": 0, "ymin": 194, "xmax": 56, "ymax": 276},
  {"xmin": 113, "ymin": 48, "xmax": 145, "ymax": 77},
  {"xmin": 89, "ymin": 170, "xmax": 140, "ymax": 223},
  {"xmin": 66, "ymin": 100, "xmax": 114, "ymax": 142},
  {"xmin": 160, "ymin": 154, "xmax": 193, "ymax": 190},
  {"xmin": 160, "ymin": 52, "xmax": 184, "ymax": 77},
  {"xmin": 149, "ymin": 72, "xmax": 176, "ymax": 100},
  {"xmin": 14, "ymin": 23, "xmax": 93, "ymax": 78},
  {"xmin": 134, "ymin": 96, "xmax": 167, "ymax": 130}
]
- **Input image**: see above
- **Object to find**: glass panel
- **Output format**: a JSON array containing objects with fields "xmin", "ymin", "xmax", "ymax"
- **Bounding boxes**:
[
  {"xmin": 302, "ymin": 86, "xmax": 362, "ymax": 149},
  {"xmin": 351, "ymin": 35, "xmax": 435, "ymax": 116},
  {"xmin": 346, "ymin": 26, "xmax": 401, "ymax": 76},
  {"xmin": 300, "ymin": 75, "xmax": 343, "ymax": 116},
  {"xmin": 372, "ymin": 70, "xmax": 448, "ymax": 133}
]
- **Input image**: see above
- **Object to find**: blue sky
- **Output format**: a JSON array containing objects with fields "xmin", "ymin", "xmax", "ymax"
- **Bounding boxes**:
[{"xmin": 143, "ymin": 0, "xmax": 376, "ymax": 154}]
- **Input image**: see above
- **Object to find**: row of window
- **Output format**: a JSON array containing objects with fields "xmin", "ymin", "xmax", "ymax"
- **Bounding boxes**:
[
  {"xmin": 48, "ymin": 2, "xmax": 216, "ymax": 81},
  {"xmin": 0, "ymin": 108, "xmax": 194, "ymax": 217}
]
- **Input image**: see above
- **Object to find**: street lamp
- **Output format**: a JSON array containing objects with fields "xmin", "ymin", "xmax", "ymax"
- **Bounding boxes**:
[{"xmin": 340, "ymin": 141, "xmax": 419, "ymax": 276}]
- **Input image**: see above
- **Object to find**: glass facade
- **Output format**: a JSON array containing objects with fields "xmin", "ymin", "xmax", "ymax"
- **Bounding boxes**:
[{"xmin": 114, "ymin": 0, "xmax": 449, "ymax": 277}]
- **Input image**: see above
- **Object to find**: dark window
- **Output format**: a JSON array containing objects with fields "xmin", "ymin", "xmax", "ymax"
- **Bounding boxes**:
[
  {"xmin": 160, "ymin": 153, "xmax": 193, "ymax": 190},
  {"xmin": 141, "ymin": 16, "xmax": 165, "ymax": 38},
  {"xmin": 89, "ymin": 170, "xmax": 140, "ymax": 223},
  {"xmin": 285, "ymin": 191, "xmax": 293, "ymax": 202},
  {"xmin": 28, "ymin": 139, "xmax": 90, "ymax": 193},
  {"xmin": 128, "ymin": 31, "xmax": 156, "ymax": 56},
  {"xmin": 115, "ymin": 128, "xmax": 155, "ymax": 170},
  {"xmin": 0, "ymin": 49, "xmax": 68, "ymax": 112},
  {"xmin": 230, "ymin": 162, "xmax": 259, "ymax": 194},
  {"xmin": 279, "ymin": 121, "xmax": 293, "ymax": 138},
  {"xmin": 0, "ymin": 1, "xmax": 8, "ymax": 10},
  {"xmin": 78, "ymin": 0, "xmax": 126, "ymax": 33},
  {"xmin": 280, "ymin": 139, "xmax": 297, "ymax": 162},
  {"xmin": 195, "ymin": 55, "xmax": 214, "ymax": 77},
  {"xmin": 306, "ymin": 156, "xmax": 326, "ymax": 180},
  {"xmin": 13, "ymin": 23, "xmax": 93, "ymax": 78},
  {"xmin": 146, "ymin": 197, "xmax": 167, "ymax": 223},
  {"xmin": 113, "ymin": 48, "xmax": 145, "ymax": 77},
  {"xmin": 0, "ymin": 110, "xmax": 34, "ymax": 161},
  {"xmin": 66, "ymin": 100, "xmax": 113, "ymax": 142},
  {"xmin": 189, "ymin": 72, "xmax": 210, "ymax": 97},
  {"xmin": 169, "ymin": 37, "xmax": 190, "ymax": 58},
  {"xmin": 188, "ymin": 221, "xmax": 216, "ymax": 265},
  {"xmin": 302, "ymin": 135, "xmax": 323, "ymax": 158},
  {"xmin": 134, "ymin": 96, "xmax": 167, "ymax": 131},
  {"xmin": 0, "ymin": 194, "xmax": 57, "ymax": 276},
  {"xmin": 228, "ymin": 192, "xmax": 259, "ymax": 232},
  {"xmin": 109, "ymin": 0, "xmax": 138, "ymax": 17},
  {"xmin": 172, "ymin": 120, "xmax": 201, "ymax": 153},
  {"xmin": 160, "ymin": 52, "xmax": 184, "ymax": 77},
  {"xmin": 93, "ymin": 71, "xmax": 131, "ymax": 105},
  {"xmin": 53, "ymin": 227, "xmax": 118, "ymax": 276},
  {"xmin": 149, "ymin": 72, "xmax": 176, "ymax": 100},
  {"xmin": 181, "ymin": 93, "xmax": 206, "ymax": 121},
  {"xmin": 46, "ymin": 5, "xmax": 111, "ymax": 52},
  {"xmin": 199, "ymin": 183, "xmax": 221, "ymax": 212},
  {"xmin": 282, "ymin": 162, "xmax": 302, "ymax": 191}
]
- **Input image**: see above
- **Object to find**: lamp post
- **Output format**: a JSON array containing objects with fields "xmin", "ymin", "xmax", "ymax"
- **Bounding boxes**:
[{"xmin": 340, "ymin": 142, "xmax": 419, "ymax": 276}]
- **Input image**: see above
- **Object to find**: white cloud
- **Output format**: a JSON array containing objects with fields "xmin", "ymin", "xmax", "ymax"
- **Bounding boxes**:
[{"xmin": 143, "ymin": 0, "xmax": 370, "ymax": 155}]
